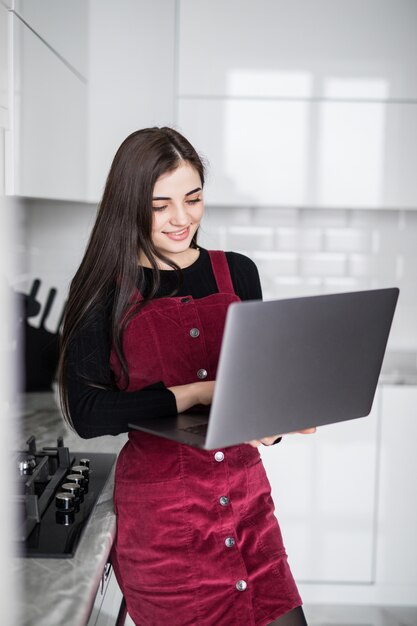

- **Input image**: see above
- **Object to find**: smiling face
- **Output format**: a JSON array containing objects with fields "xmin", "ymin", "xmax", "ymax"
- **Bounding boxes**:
[{"xmin": 143, "ymin": 161, "xmax": 204, "ymax": 268}]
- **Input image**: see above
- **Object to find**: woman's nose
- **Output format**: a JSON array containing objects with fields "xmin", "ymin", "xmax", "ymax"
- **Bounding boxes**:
[{"xmin": 170, "ymin": 203, "xmax": 189, "ymax": 225}]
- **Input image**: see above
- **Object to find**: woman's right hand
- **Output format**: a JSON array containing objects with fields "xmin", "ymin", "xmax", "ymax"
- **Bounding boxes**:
[{"xmin": 168, "ymin": 381, "xmax": 215, "ymax": 413}]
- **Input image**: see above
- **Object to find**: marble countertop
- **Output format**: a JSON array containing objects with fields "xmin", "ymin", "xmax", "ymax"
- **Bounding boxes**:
[
  {"xmin": 14, "ymin": 393, "xmax": 128, "ymax": 626},
  {"xmin": 15, "ymin": 391, "xmax": 128, "ymax": 453}
]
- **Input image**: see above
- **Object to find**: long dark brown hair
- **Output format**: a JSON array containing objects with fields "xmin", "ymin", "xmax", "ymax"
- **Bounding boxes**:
[{"xmin": 58, "ymin": 127, "xmax": 205, "ymax": 427}]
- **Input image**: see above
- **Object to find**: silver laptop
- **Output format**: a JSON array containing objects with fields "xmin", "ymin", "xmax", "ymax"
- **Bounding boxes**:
[{"xmin": 129, "ymin": 288, "xmax": 399, "ymax": 449}]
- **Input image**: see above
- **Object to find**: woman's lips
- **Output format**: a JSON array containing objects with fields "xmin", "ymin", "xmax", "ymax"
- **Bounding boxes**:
[{"xmin": 163, "ymin": 226, "xmax": 190, "ymax": 241}]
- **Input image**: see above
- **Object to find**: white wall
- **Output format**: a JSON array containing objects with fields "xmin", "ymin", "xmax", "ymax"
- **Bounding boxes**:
[
  {"xmin": 15, "ymin": 199, "xmax": 97, "ymax": 332},
  {"xmin": 20, "ymin": 200, "xmax": 417, "ymax": 354}
]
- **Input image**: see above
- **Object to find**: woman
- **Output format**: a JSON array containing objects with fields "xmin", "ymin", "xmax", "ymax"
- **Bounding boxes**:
[{"xmin": 58, "ymin": 127, "xmax": 312, "ymax": 625}]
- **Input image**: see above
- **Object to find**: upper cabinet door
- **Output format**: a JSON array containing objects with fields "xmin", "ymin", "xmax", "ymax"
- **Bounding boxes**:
[
  {"xmin": 11, "ymin": 14, "xmax": 86, "ymax": 200},
  {"xmin": 177, "ymin": 0, "xmax": 417, "ymax": 208},
  {"xmin": 178, "ymin": 98, "xmax": 417, "ymax": 208},
  {"xmin": 13, "ymin": 0, "xmax": 88, "ymax": 78},
  {"xmin": 86, "ymin": 0, "xmax": 176, "ymax": 202},
  {"xmin": 0, "ymin": 3, "xmax": 8, "ymax": 125},
  {"xmin": 179, "ymin": 0, "xmax": 417, "ymax": 100}
]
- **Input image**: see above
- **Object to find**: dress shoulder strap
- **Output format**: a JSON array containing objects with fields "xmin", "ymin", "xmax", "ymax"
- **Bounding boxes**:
[{"xmin": 208, "ymin": 250, "xmax": 235, "ymax": 294}]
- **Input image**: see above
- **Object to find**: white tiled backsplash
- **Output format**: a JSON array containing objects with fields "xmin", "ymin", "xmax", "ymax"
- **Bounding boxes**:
[{"xmin": 17, "ymin": 199, "xmax": 417, "ymax": 351}]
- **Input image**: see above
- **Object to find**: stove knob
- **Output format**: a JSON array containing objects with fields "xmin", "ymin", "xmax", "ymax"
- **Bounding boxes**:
[
  {"xmin": 61, "ymin": 482, "xmax": 80, "ymax": 499},
  {"xmin": 66, "ymin": 473, "xmax": 85, "ymax": 487},
  {"xmin": 56, "ymin": 492, "xmax": 75, "ymax": 512},
  {"xmin": 66, "ymin": 473, "xmax": 87, "ymax": 498},
  {"xmin": 56, "ymin": 510, "xmax": 75, "ymax": 526},
  {"xmin": 61, "ymin": 482, "xmax": 81, "ymax": 510},
  {"xmin": 72, "ymin": 465, "xmax": 90, "ymax": 481},
  {"xmin": 79, "ymin": 458, "xmax": 90, "ymax": 468}
]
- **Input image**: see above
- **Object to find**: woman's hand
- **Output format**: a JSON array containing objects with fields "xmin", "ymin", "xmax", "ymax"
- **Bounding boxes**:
[
  {"xmin": 246, "ymin": 427, "xmax": 317, "ymax": 448},
  {"xmin": 168, "ymin": 381, "xmax": 215, "ymax": 413}
]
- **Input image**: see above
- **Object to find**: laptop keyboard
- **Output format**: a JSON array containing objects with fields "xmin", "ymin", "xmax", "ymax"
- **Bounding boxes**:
[{"xmin": 180, "ymin": 423, "xmax": 208, "ymax": 436}]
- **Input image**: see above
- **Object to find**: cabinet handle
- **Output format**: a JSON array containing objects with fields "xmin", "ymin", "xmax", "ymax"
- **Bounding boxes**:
[{"xmin": 100, "ymin": 562, "xmax": 112, "ymax": 595}]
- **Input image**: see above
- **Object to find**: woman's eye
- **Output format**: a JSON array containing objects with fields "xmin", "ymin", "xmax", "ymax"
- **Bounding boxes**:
[
  {"xmin": 186, "ymin": 197, "xmax": 201, "ymax": 205},
  {"xmin": 152, "ymin": 205, "xmax": 167, "ymax": 212}
]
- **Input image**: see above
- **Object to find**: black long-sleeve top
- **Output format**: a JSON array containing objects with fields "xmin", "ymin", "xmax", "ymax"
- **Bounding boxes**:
[{"xmin": 66, "ymin": 249, "xmax": 262, "ymax": 438}]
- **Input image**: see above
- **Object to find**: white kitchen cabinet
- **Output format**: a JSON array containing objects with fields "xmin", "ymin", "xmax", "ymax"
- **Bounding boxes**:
[
  {"xmin": 177, "ymin": 0, "xmax": 417, "ymax": 209},
  {"xmin": 261, "ymin": 384, "xmax": 417, "ymax": 605},
  {"xmin": 86, "ymin": 0, "xmax": 176, "ymax": 201},
  {"xmin": 177, "ymin": 98, "xmax": 417, "ymax": 208},
  {"xmin": 0, "ymin": 2, "xmax": 9, "ymax": 122},
  {"xmin": 179, "ymin": 0, "xmax": 417, "ymax": 100},
  {"xmin": 261, "ymin": 395, "xmax": 380, "ymax": 584},
  {"xmin": 87, "ymin": 564, "xmax": 124, "ymax": 626},
  {"xmin": 7, "ymin": 1, "xmax": 176, "ymax": 202},
  {"xmin": 375, "ymin": 385, "xmax": 417, "ymax": 603},
  {"xmin": 13, "ymin": 0, "xmax": 88, "ymax": 78},
  {"xmin": 10, "ymin": 13, "xmax": 86, "ymax": 200}
]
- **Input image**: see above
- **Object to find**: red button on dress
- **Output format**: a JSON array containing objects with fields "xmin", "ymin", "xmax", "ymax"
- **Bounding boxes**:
[{"xmin": 110, "ymin": 251, "xmax": 302, "ymax": 626}]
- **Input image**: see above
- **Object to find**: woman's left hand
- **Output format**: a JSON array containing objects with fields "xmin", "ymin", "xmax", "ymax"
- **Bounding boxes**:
[{"xmin": 246, "ymin": 427, "xmax": 317, "ymax": 448}]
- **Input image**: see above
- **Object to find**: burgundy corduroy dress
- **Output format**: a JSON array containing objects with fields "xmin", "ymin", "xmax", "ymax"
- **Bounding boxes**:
[{"xmin": 110, "ymin": 250, "xmax": 302, "ymax": 625}]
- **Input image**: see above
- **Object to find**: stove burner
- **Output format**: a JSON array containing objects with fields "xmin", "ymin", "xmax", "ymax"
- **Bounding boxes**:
[{"xmin": 14, "ymin": 436, "xmax": 115, "ymax": 558}]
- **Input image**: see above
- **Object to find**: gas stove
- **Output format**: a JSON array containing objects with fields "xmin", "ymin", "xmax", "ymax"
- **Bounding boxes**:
[{"xmin": 15, "ymin": 435, "xmax": 116, "ymax": 558}]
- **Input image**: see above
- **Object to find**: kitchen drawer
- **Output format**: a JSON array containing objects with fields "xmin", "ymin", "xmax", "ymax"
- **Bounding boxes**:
[{"xmin": 87, "ymin": 562, "xmax": 124, "ymax": 626}]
